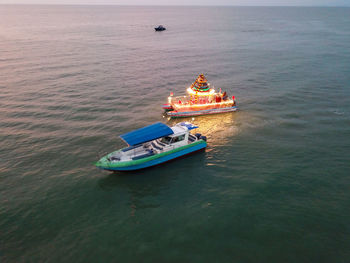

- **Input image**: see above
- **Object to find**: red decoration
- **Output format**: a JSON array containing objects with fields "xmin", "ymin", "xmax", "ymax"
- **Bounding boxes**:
[{"xmin": 232, "ymin": 96, "xmax": 235, "ymax": 100}]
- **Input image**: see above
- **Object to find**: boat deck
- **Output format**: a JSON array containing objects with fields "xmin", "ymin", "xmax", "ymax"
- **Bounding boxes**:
[{"xmin": 107, "ymin": 135, "xmax": 199, "ymax": 162}]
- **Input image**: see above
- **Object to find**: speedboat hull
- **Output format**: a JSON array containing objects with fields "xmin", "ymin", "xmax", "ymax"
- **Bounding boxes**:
[
  {"xmin": 96, "ymin": 140, "xmax": 207, "ymax": 171},
  {"xmin": 167, "ymin": 106, "xmax": 237, "ymax": 117}
]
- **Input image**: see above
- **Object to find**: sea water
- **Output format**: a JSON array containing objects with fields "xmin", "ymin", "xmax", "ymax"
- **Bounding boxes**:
[{"xmin": 1, "ymin": 5, "xmax": 350, "ymax": 262}]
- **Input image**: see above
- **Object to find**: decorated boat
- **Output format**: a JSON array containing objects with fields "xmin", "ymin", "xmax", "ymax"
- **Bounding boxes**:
[
  {"xmin": 95, "ymin": 122, "xmax": 207, "ymax": 171},
  {"xmin": 162, "ymin": 74, "xmax": 237, "ymax": 117}
]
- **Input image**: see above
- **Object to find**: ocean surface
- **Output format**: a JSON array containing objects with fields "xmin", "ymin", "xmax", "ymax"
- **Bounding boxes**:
[{"xmin": 1, "ymin": 5, "xmax": 350, "ymax": 263}]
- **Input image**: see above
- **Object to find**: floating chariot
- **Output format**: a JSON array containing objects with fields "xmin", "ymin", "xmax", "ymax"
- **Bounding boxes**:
[
  {"xmin": 162, "ymin": 74, "xmax": 237, "ymax": 117},
  {"xmin": 95, "ymin": 122, "xmax": 207, "ymax": 171}
]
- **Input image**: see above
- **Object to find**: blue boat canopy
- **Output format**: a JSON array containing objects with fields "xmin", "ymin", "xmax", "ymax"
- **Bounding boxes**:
[
  {"xmin": 179, "ymin": 122, "xmax": 198, "ymax": 130},
  {"xmin": 120, "ymin": 122, "xmax": 174, "ymax": 146}
]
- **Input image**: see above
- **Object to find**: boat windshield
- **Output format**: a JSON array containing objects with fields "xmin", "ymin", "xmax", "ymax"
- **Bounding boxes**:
[
  {"xmin": 172, "ymin": 134, "xmax": 185, "ymax": 143},
  {"xmin": 160, "ymin": 136, "xmax": 172, "ymax": 144}
]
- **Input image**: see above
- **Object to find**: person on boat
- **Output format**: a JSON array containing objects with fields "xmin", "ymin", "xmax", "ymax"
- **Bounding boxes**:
[{"xmin": 232, "ymin": 96, "xmax": 236, "ymax": 106}]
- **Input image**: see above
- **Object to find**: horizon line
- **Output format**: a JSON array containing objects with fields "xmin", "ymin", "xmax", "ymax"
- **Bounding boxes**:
[{"xmin": 1, "ymin": 3, "xmax": 350, "ymax": 7}]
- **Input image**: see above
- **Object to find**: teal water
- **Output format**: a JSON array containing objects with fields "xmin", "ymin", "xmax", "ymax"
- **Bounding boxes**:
[{"xmin": 1, "ymin": 5, "xmax": 350, "ymax": 263}]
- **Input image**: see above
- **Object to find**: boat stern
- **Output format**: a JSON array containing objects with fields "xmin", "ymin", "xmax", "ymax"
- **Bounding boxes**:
[{"xmin": 162, "ymin": 103, "xmax": 173, "ymax": 111}]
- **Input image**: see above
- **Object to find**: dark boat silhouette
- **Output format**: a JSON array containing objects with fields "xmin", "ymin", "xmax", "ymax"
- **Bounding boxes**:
[{"xmin": 155, "ymin": 25, "xmax": 166, "ymax": 31}]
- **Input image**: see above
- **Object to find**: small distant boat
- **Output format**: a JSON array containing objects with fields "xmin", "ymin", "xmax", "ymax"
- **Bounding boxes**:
[
  {"xmin": 95, "ymin": 122, "xmax": 207, "ymax": 171},
  {"xmin": 155, "ymin": 25, "xmax": 166, "ymax": 31},
  {"xmin": 162, "ymin": 74, "xmax": 237, "ymax": 117}
]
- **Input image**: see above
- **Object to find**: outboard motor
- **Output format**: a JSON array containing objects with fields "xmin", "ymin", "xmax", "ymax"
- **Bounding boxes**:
[
  {"xmin": 199, "ymin": 136, "xmax": 207, "ymax": 142},
  {"xmin": 195, "ymin": 133, "xmax": 202, "ymax": 139}
]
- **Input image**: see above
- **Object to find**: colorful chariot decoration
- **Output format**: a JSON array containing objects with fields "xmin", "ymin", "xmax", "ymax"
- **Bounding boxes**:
[{"xmin": 162, "ymin": 74, "xmax": 237, "ymax": 117}]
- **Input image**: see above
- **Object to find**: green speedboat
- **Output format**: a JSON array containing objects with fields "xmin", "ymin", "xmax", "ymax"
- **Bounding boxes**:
[{"xmin": 95, "ymin": 122, "xmax": 207, "ymax": 171}]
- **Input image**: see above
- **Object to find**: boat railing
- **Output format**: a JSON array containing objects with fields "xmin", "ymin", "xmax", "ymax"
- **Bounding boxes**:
[
  {"xmin": 170, "ymin": 94, "xmax": 230, "ymax": 106},
  {"xmin": 169, "ymin": 96, "xmax": 191, "ymax": 104}
]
